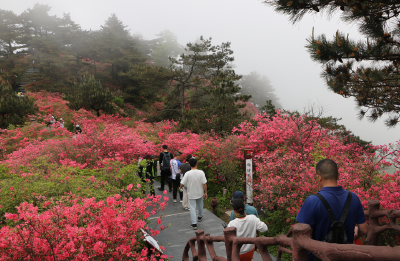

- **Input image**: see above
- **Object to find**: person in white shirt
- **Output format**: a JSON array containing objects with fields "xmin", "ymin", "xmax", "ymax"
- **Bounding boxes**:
[
  {"xmin": 227, "ymin": 198, "xmax": 268, "ymax": 261},
  {"xmin": 180, "ymin": 158, "xmax": 207, "ymax": 230}
]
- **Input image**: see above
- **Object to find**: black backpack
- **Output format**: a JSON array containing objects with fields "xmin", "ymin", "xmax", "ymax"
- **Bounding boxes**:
[
  {"xmin": 316, "ymin": 191, "xmax": 352, "ymax": 243},
  {"xmin": 314, "ymin": 192, "xmax": 352, "ymax": 261},
  {"xmin": 162, "ymin": 152, "xmax": 171, "ymax": 170}
]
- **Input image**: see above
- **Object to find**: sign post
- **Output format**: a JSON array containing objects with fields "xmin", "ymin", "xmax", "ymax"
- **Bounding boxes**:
[{"xmin": 244, "ymin": 149, "xmax": 253, "ymax": 205}]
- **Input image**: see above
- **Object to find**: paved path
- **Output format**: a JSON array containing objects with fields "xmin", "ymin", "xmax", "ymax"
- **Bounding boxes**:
[{"xmin": 151, "ymin": 181, "xmax": 276, "ymax": 261}]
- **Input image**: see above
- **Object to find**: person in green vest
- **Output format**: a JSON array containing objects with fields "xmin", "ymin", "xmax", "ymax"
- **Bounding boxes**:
[{"xmin": 139, "ymin": 154, "xmax": 156, "ymax": 196}]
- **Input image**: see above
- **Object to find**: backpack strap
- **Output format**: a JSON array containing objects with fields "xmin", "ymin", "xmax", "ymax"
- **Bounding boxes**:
[
  {"xmin": 340, "ymin": 191, "xmax": 352, "ymax": 223},
  {"xmin": 315, "ymin": 193, "xmax": 336, "ymax": 224},
  {"xmin": 316, "ymin": 191, "xmax": 352, "ymax": 224}
]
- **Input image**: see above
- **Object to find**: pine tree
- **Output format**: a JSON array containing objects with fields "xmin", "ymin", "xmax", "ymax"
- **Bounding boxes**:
[
  {"xmin": 168, "ymin": 37, "xmax": 239, "ymax": 121},
  {"xmin": 261, "ymin": 100, "xmax": 278, "ymax": 117},
  {"xmin": 65, "ymin": 74, "xmax": 115, "ymax": 116},
  {"xmin": 238, "ymin": 71, "xmax": 282, "ymax": 109},
  {"xmin": 98, "ymin": 14, "xmax": 142, "ymax": 81},
  {"xmin": 152, "ymin": 30, "xmax": 183, "ymax": 67},
  {"xmin": 264, "ymin": 0, "xmax": 400, "ymax": 127},
  {"xmin": 0, "ymin": 79, "xmax": 36, "ymax": 129},
  {"xmin": 183, "ymin": 71, "xmax": 251, "ymax": 134}
]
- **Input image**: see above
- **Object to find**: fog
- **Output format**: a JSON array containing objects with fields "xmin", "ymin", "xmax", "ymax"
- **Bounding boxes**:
[{"xmin": 3, "ymin": 0, "xmax": 398, "ymax": 145}]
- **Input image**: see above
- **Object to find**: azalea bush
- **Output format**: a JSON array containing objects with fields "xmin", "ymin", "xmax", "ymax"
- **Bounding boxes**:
[
  {"xmin": 0, "ymin": 188, "xmax": 169, "ymax": 260},
  {"xmin": 0, "ymin": 161, "xmax": 145, "ymax": 222},
  {"xmin": 1, "ymin": 88, "xmax": 400, "ymax": 258},
  {"xmin": 234, "ymin": 112, "xmax": 400, "ymax": 246}
]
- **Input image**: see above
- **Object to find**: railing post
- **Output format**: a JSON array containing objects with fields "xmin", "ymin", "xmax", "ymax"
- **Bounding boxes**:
[
  {"xmin": 195, "ymin": 230, "xmax": 207, "ymax": 261},
  {"xmin": 365, "ymin": 200, "xmax": 380, "ymax": 245},
  {"xmin": 224, "ymin": 227, "xmax": 237, "ymax": 261},
  {"xmin": 291, "ymin": 224, "xmax": 310, "ymax": 261}
]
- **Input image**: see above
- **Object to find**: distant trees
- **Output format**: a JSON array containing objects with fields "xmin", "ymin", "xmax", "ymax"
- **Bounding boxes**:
[
  {"xmin": 98, "ymin": 14, "xmax": 143, "ymax": 81},
  {"xmin": 0, "ymin": 4, "xmax": 286, "ymax": 135},
  {"xmin": 238, "ymin": 71, "xmax": 282, "ymax": 110},
  {"xmin": 184, "ymin": 72, "xmax": 251, "ymax": 133},
  {"xmin": 264, "ymin": 0, "xmax": 400, "ymax": 127},
  {"xmin": 0, "ymin": 79, "xmax": 36, "ymax": 128},
  {"xmin": 152, "ymin": 30, "xmax": 183, "ymax": 67},
  {"xmin": 65, "ymin": 74, "xmax": 115, "ymax": 116}
]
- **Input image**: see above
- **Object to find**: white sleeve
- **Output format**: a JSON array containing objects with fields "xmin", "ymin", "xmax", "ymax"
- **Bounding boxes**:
[
  {"xmin": 227, "ymin": 220, "xmax": 235, "ymax": 228},
  {"xmin": 202, "ymin": 171, "xmax": 207, "ymax": 184},
  {"xmin": 256, "ymin": 217, "xmax": 268, "ymax": 232}
]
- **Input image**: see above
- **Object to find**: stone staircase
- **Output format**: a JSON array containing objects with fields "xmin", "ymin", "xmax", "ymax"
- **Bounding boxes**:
[{"xmin": 16, "ymin": 67, "xmax": 40, "ymax": 93}]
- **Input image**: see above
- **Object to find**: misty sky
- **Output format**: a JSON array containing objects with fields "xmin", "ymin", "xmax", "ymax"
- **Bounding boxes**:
[{"xmin": 3, "ymin": 0, "xmax": 398, "ymax": 145}]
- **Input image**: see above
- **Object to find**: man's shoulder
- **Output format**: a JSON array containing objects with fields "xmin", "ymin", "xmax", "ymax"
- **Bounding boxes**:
[
  {"xmin": 187, "ymin": 169, "xmax": 205, "ymax": 175},
  {"xmin": 245, "ymin": 204, "xmax": 257, "ymax": 212}
]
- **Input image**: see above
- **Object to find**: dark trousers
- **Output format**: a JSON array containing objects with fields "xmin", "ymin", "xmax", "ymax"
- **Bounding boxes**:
[
  {"xmin": 173, "ymin": 176, "xmax": 183, "ymax": 200},
  {"xmin": 160, "ymin": 169, "xmax": 172, "ymax": 190}
]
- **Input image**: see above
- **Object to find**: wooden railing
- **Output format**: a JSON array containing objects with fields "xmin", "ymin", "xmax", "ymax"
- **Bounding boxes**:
[{"xmin": 183, "ymin": 200, "xmax": 400, "ymax": 261}]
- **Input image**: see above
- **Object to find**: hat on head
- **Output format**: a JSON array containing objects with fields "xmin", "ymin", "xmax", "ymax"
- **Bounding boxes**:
[
  {"xmin": 76, "ymin": 125, "xmax": 80, "ymax": 128},
  {"xmin": 231, "ymin": 198, "xmax": 245, "ymax": 212},
  {"xmin": 231, "ymin": 191, "xmax": 245, "ymax": 201}
]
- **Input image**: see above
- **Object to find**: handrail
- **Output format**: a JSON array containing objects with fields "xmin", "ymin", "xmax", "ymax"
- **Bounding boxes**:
[{"xmin": 182, "ymin": 200, "xmax": 400, "ymax": 261}]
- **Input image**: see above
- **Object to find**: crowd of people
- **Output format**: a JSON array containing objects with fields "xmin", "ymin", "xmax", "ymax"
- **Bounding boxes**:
[
  {"xmin": 138, "ymin": 145, "xmax": 370, "ymax": 261},
  {"xmin": 30, "ymin": 114, "xmax": 83, "ymax": 134}
]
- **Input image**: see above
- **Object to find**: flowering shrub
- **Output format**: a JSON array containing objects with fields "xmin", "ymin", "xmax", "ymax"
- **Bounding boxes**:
[
  {"xmin": 0, "ymin": 189, "xmax": 169, "ymax": 260},
  {"xmin": 1, "ymin": 89, "xmax": 400, "ymax": 255},
  {"xmin": 233, "ymin": 112, "xmax": 400, "ymax": 245}
]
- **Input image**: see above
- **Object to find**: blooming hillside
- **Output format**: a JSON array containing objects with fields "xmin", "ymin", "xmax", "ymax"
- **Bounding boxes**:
[{"xmin": 0, "ymin": 91, "xmax": 399, "ymax": 258}]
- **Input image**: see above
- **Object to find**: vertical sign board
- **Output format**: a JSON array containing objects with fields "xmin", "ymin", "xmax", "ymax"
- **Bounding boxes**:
[{"xmin": 244, "ymin": 149, "xmax": 253, "ymax": 204}]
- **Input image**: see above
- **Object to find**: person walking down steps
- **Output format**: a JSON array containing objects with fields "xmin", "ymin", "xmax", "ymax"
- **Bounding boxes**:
[
  {"xmin": 180, "ymin": 158, "xmax": 207, "ymax": 230},
  {"xmin": 170, "ymin": 151, "xmax": 183, "ymax": 203},
  {"xmin": 158, "ymin": 145, "xmax": 173, "ymax": 192},
  {"xmin": 179, "ymin": 154, "xmax": 193, "ymax": 210}
]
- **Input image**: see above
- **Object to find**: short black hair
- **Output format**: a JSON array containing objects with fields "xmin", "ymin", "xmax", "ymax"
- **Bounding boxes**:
[
  {"xmin": 186, "ymin": 154, "xmax": 192, "ymax": 162},
  {"xmin": 231, "ymin": 198, "xmax": 245, "ymax": 214},
  {"xmin": 175, "ymin": 151, "xmax": 182, "ymax": 156},
  {"xmin": 316, "ymin": 159, "xmax": 339, "ymax": 181},
  {"xmin": 189, "ymin": 158, "xmax": 197, "ymax": 167},
  {"xmin": 162, "ymin": 145, "xmax": 168, "ymax": 150}
]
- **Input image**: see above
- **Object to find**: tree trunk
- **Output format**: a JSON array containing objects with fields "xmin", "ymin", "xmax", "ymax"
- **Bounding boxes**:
[{"xmin": 181, "ymin": 81, "xmax": 185, "ymax": 121}]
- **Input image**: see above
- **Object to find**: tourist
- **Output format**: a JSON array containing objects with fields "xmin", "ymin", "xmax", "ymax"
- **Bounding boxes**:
[
  {"xmin": 158, "ymin": 145, "xmax": 173, "ymax": 192},
  {"xmin": 179, "ymin": 154, "xmax": 192, "ymax": 210},
  {"xmin": 50, "ymin": 116, "xmax": 56, "ymax": 127},
  {"xmin": 180, "ymin": 158, "xmax": 207, "ymax": 230},
  {"xmin": 75, "ymin": 124, "xmax": 82, "ymax": 134},
  {"xmin": 139, "ymin": 154, "xmax": 156, "ymax": 196},
  {"xmin": 146, "ymin": 154, "xmax": 156, "ymax": 196},
  {"xmin": 227, "ymin": 198, "xmax": 268, "ymax": 261},
  {"xmin": 296, "ymin": 159, "xmax": 368, "ymax": 261},
  {"xmin": 59, "ymin": 118, "xmax": 64, "ymax": 128},
  {"xmin": 229, "ymin": 191, "xmax": 259, "ymax": 221},
  {"xmin": 170, "ymin": 151, "xmax": 183, "ymax": 203}
]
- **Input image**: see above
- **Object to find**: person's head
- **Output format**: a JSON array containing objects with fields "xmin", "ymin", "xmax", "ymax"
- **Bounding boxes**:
[
  {"xmin": 76, "ymin": 124, "xmax": 80, "ymax": 128},
  {"xmin": 162, "ymin": 145, "xmax": 168, "ymax": 151},
  {"xmin": 231, "ymin": 198, "xmax": 245, "ymax": 215},
  {"xmin": 189, "ymin": 158, "xmax": 197, "ymax": 168},
  {"xmin": 316, "ymin": 159, "xmax": 339, "ymax": 187},
  {"xmin": 231, "ymin": 191, "xmax": 245, "ymax": 202},
  {"xmin": 174, "ymin": 151, "xmax": 182, "ymax": 159},
  {"xmin": 59, "ymin": 118, "xmax": 63, "ymax": 122},
  {"xmin": 186, "ymin": 154, "xmax": 192, "ymax": 162}
]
